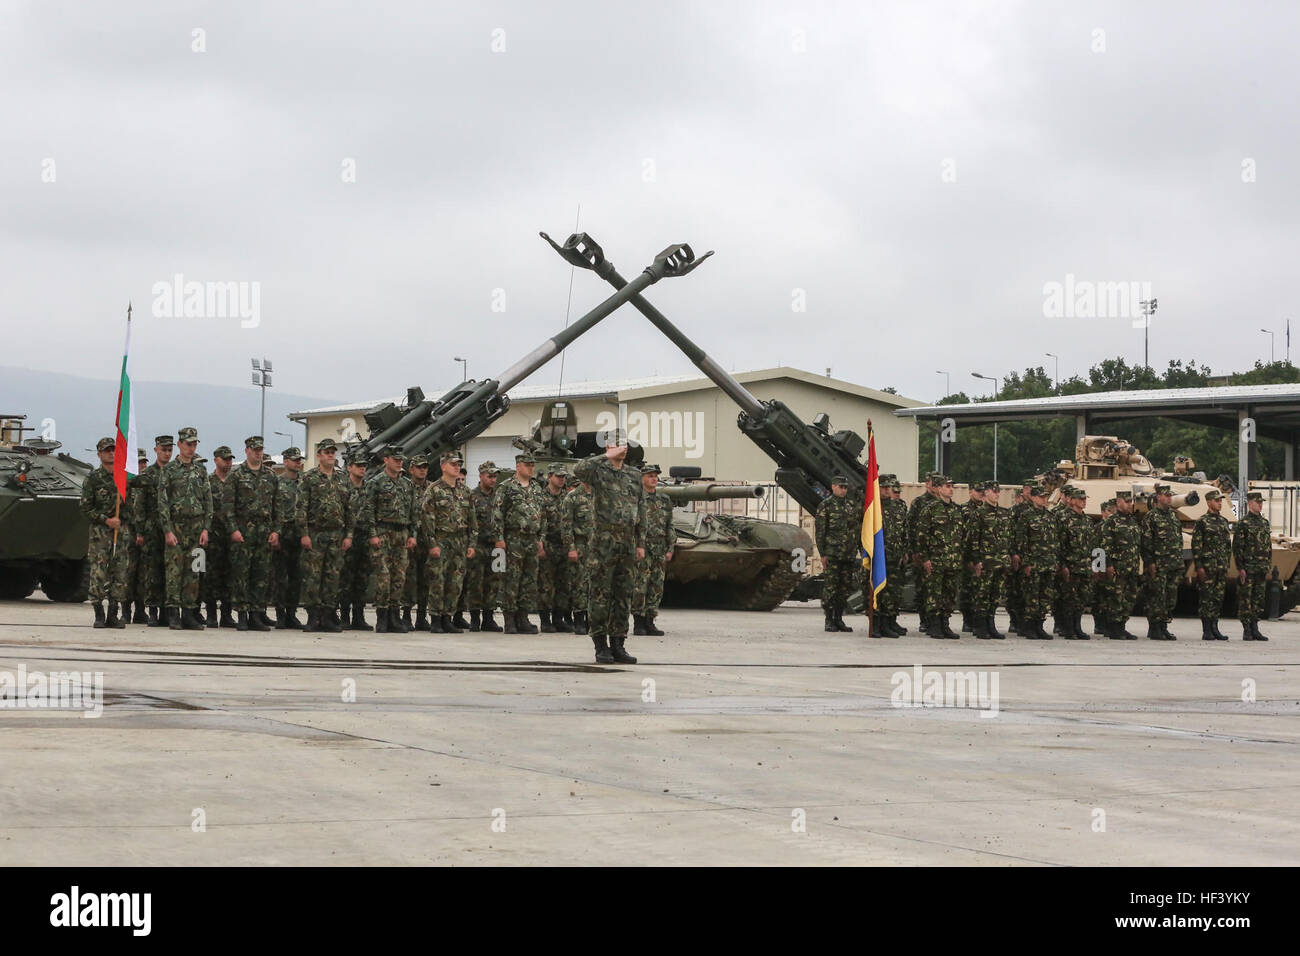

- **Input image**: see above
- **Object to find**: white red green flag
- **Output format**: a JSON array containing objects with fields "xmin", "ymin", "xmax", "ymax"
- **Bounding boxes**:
[{"xmin": 112, "ymin": 304, "xmax": 139, "ymax": 501}]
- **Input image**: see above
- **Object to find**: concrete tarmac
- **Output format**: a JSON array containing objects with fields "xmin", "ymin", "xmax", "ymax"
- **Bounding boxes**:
[{"xmin": 1, "ymin": 598, "xmax": 1297, "ymax": 866}]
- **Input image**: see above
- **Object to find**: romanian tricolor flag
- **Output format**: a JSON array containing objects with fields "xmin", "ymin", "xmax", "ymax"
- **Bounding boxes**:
[
  {"xmin": 112, "ymin": 304, "xmax": 139, "ymax": 501},
  {"xmin": 860, "ymin": 422, "xmax": 886, "ymax": 608}
]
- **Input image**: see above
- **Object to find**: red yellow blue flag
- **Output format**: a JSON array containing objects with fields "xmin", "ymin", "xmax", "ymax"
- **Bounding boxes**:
[{"xmin": 860, "ymin": 422, "xmax": 886, "ymax": 608}]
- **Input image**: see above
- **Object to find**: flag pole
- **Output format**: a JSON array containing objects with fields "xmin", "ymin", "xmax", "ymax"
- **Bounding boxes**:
[
  {"xmin": 111, "ymin": 301, "xmax": 132, "ymax": 556},
  {"xmin": 866, "ymin": 418, "xmax": 875, "ymax": 639}
]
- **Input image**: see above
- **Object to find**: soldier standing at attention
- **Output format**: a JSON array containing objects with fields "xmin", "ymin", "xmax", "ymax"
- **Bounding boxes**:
[
  {"xmin": 367, "ymin": 448, "xmax": 417, "ymax": 633},
  {"xmin": 297, "ymin": 438, "xmax": 353, "ymax": 633},
  {"xmin": 272, "ymin": 447, "xmax": 306, "ymax": 629},
  {"xmin": 633, "ymin": 464, "xmax": 676, "ymax": 637},
  {"xmin": 1011, "ymin": 484, "xmax": 1057, "ymax": 640},
  {"xmin": 538, "ymin": 465, "xmax": 575, "ymax": 633},
  {"xmin": 566, "ymin": 479, "xmax": 594, "ymax": 635},
  {"xmin": 203, "ymin": 446, "xmax": 237, "ymax": 628},
  {"xmin": 1096, "ymin": 491, "xmax": 1141, "ymax": 639},
  {"xmin": 134, "ymin": 435, "xmax": 173, "ymax": 626},
  {"xmin": 228, "ymin": 436, "xmax": 278, "ymax": 632},
  {"xmin": 1057, "ymin": 487, "xmax": 1094, "ymax": 639},
  {"xmin": 914, "ymin": 475, "xmax": 963, "ymax": 639},
  {"xmin": 339, "ymin": 450, "xmax": 374, "ymax": 631},
  {"xmin": 402, "ymin": 455, "xmax": 432, "ymax": 631},
  {"xmin": 1191, "ymin": 488, "xmax": 1232, "ymax": 641},
  {"xmin": 157, "ymin": 426, "xmax": 212, "ymax": 631},
  {"xmin": 1005, "ymin": 480, "xmax": 1035, "ymax": 634},
  {"xmin": 1141, "ymin": 483, "xmax": 1182, "ymax": 640},
  {"xmin": 421, "ymin": 452, "xmax": 477, "ymax": 633},
  {"xmin": 964, "ymin": 481, "xmax": 1007, "ymax": 639},
  {"xmin": 464, "ymin": 461, "xmax": 503, "ymax": 633},
  {"xmin": 1093, "ymin": 497, "xmax": 1117, "ymax": 635},
  {"xmin": 123, "ymin": 447, "xmax": 150, "ymax": 624},
  {"xmin": 573, "ymin": 430, "xmax": 646, "ymax": 664},
  {"xmin": 959, "ymin": 482, "xmax": 987, "ymax": 634},
  {"xmin": 494, "ymin": 453, "xmax": 545, "ymax": 635},
  {"xmin": 1233, "ymin": 490, "xmax": 1272, "ymax": 640},
  {"xmin": 870, "ymin": 475, "xmax": 906, "ymax": 637},
  {"xmin": 815, "ymin": 475, "xmax": 862, "ymax": 634},
  {"xmin": 80, "ymin": 437, "xmax": 132, "ymax": 628},
  {"xmin": 907, "ymin": 473, "xmax": 941, "ymax": 632}
]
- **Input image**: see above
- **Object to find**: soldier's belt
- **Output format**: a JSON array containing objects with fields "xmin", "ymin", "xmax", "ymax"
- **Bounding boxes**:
[{"xmin": 594, "ymin": 521, "xmax": 634, "ymax": 533}]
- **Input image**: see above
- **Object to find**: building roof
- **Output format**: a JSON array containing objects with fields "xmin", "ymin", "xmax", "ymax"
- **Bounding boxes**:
[{"xmin": 290, "ymin": 367, "xmax": 923, "ymax": 419}]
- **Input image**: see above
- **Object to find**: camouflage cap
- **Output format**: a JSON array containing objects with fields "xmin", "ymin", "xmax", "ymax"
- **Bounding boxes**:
[
  {"xmin": 1204, "ymin": 488, "xmax": 1223, "ymax": 501},
  {"xmin": 986, "ymin": 481, "xmax": 1001, "ymax": 492},
  {"xmin": 550, "ymin": 464, "xmax": 570, "ymax": 477},
  {"xmin": 831, "ymin": 474, "xmax": 849, "ymax": 486},
  {"xmin": 1115, "ymin": 490, "xmax": 1133, "ymax": 500},
  {"xmin": 925, "ymin": 471, "xmax": 943, "ymax": 483},
  {"xmin": 1029, "ymin": 483, "xmax": 1048, "ymax": 496},
  {"xmin": 345, "ymin": 450, "xmax": 368, "ymax": 466},
  {"xmin": 1021, "ymin": 478, "xmax": 1036, "ymax": 488},
  {"xmin": 1101, "ymin": 498, "xmax": 1116, "ymax": 510},
  {"xmin": 213, "ymin": 445, "xmax": 234, "ymax": 459},
  {"xmin": 440, "ymin": 451, "xmax": 463, "ymax": 464},
  {"xmin": 1247, "ymin": 491, "xmax": 1264, "ymax": 502},
  {"xmin": 137, "ymin": 448, "xmax": 148, "ymax": 460},
  {"xmin": 890, "ymin": 477, "xmax": 902, "ymax": 489},
  {"xmin": 1154, "ymin": 483, "xmax": 1172, "ymax": 495},
  {"xmin": 938, "ymin": 474, "xmax": 953, "ymax": 485},
  {"xmin": 384, "ymin": 446, "xmax": 405, "ymax": 460},
  {"xmin": 154, "ymin": 434, "xmax": 174, "ymax": 447},
  {"xmin": 1067, "ymin": 486, "xmax": 1087, "ymax": 500},
  {"xmin": 478, "ymin": 460, "xmax": 498, "ymax": 473},
  {"xmin": 408, "ymin": 454, "xmax": 429, "ymax": 468},
  {"xmin": 971, "ymin": 481, "xmax": 986, "ymax": 493},
  {"xmin": 315, "ymin": 438, "xmax": 338, "ymax": 453},
  {"xmin": 878, "ymin": 473, "xmax": 896, "ymax": 484},
  {"xmin": 641, "ymin": 463, "xmax": 661, "ymax": 475},
  {"xmin": 244, "ymin": 435, "xmax": 264, "ymax": 449},
  {"xmin": 95, "ymin": 436, "xmax": 115, "ymax": 451},
  {"xmin": 177, "ymin": 427, "xmax": 198, "ymax": 442},
  {"xmin": 515, "ymin": 453, "xmax": 536, "ymax": 464},
  {"xmin": 282, "ymin": 447, "xmax": 304, "ymax": 461}
]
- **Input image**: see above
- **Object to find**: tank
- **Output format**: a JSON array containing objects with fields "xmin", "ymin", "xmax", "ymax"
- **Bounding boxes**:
[
  {"xmin": 511, "ymin": 401, "xmax": 814, "ymax": 611},
  {"xmin": 0, "ymin": 416, "xmax": 93, "ymax": 602}
]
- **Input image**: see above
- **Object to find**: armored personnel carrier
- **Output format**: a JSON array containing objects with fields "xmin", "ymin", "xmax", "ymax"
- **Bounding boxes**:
[{"xmin": 0, "ymin": 416, "xmax": 92, "ymax": 601}]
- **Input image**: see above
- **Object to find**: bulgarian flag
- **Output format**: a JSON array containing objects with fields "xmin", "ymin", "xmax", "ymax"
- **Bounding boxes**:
[
  {"xmin": 112, "ymin": 303, "xmax": 139, "ymax": 501},
  {"xmin": 860, "ymin": 420, "xmax": 886, "ymax": 608}
]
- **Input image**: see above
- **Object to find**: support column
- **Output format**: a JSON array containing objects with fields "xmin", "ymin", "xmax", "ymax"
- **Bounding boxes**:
[
  {"xmin": 1075, "ymin": 413, "xmax": 1089, "ymax": 444},
  {"xmin": 1285, "ymin": 431, "xmax": 1296, "ymax": 481},
  {"xmin": 1237, "ymin": 406, "xmax": 1255, "ymax": 500}
]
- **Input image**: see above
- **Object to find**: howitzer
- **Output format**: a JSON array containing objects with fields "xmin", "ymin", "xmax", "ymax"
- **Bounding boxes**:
[
  {"xmin": 357, "ymin": 237, "xmax": 709, "ymax": 465},
  {"xmin": 661, "ymin": 483, "xmax": 765, "ymax": 503},
  {"xmin": 543, "ymin": 232, "xmax": 867, "ymax": 511}
]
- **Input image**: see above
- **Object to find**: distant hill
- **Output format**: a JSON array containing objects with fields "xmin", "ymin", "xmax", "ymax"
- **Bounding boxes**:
[{"xmin": 0, "ymin": 366, "xmax": 340, "ymax": 461}]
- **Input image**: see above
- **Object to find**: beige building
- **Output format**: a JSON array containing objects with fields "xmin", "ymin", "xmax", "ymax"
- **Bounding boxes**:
[{"xmin": 290, "ymin": 367, "xmax": 921, "ymax": 486}]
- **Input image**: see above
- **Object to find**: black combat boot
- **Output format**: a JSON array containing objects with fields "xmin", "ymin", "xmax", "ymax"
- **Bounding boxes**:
[
  {"xmin": 503, "ymin": 611, "xmax": 519, "ymax": 634},
  {"xmin": 1092, "ymin": 614, "xmax": 1107, "ymax": 636},
  {"xmin": 825, "ymin": 608, "xmax": 839, "ymax": 632},
  {"xmin": 972, "ymin": 614, "xmax": 990, "ymax": 638},
  {"xmin": 250, "ymin": 608, "xmax": 271, "ymax": 632},
  {"xmin": 415, "ymin": 605, "xmax": 428, "ymax": 631},
  {"xmin": 571, "ymin": 610, "xmax": 587, "ymax": 634},
  {"xmin": 644, "ymin": 614, "xmax": 664, "ymax": 636},
  {"xmin": 321, "ymin": 607, "xmax": 342, "ymax": 633},
  {"xmin": 1161, "ymin": 621, "xmax": 1177, "ymax": 641},
  {"xmin": 1210, "ymin": 618, "xmax": 1228, "ymax": 640},
  {"xmin": 1106, "ymin": 621, "xmax": 1125, "ymax": 639},
  {"xmin": 836, "ymin": 608, "xmax": 854, "ymax": 632},
  {"xmin": 374, "ymin": 608, "xmax": 390, "ymax": 633},
  {"xmin": 1242, "ymin": 621, "xmax": 1255, "ymax": 640},
  {"xmin": 165, "ymin": 607, "xmax": 181, "ymax": 630},
  {"xmin": 275, "ymin": 607, "xmax": 288, "ymax": 629},
  {"xmin": 539, "ymin": 610, "xmax": 556, "ymax": 633},
  {"xmin": 351, "ymin": 604, "xmax": 373, "ymax": 632},
  {"xmin": 181, "ymin": 607, "xmax": 204, "ymax": 630},
  {"xmin": 107, "ymin": 602, "xmax": 125, "ymax": 628},
  {"xmin": 1251, "ymin": 620, "xmax": 1269, "ymax": 641},
  {"xmin": 148, "ymin": 606, "xmax": 164, "ymax": 627},
  {"xmin": 1075, "ymin": 613, "xmax": 1089, "ymax": 640},
  {"xmin": 219, "ymin": 603, "xmax": 236, "ymax": 628},
  {"xmin": 592, "ymin": 634, "xmax": 614, "ymax": 664},
  {"xmin": 634, "ymin": 614, "xmax": 648, "ymax": 635},
  {"xmin": 469, "ymin": 609, "xmax": 481, "ymax": 632},
  {"xmin": 390, "ymin": 607, "xmax": 409, "ymax": 633},
  {"xmin": 480, "ymin": 610, "xmax": 503, "ymax": 633},
  {"xmin": 517, "ymin": 612, "xmax": 538, "ymax": 634},
  {"xmin": 609, "ymin": 634, "xmax": 637, "ymax": 664},
  {"xmin": 285, "ymin": 606, "xmax": 304, "ymax": 629},
  {"xmin": 961, "ymin": 612, "xmax": 973, "ymax": 634},
  {"xmin": 986, "ymin": 614, "xmax": 1005, "ymax": 639},
  {"xmin": 1201, "ymin": 618, "xmax": 1216, "ymax": 641},
  {"xmin": 426, "ymin": 611, "xmax": 444, "ymax": 632},
  {"xmin": 302, "ymin": 608, "xmax": 320, "ymax": 633},
  {"xmin": 891, "ymin": 615, "xmax": 909, "ymax": 636},
  {"xmin": 553, "ymin": 610, "xmax": 573, "ymax": 633},
  {"xmin": 204, "ymin": 602, "xmax": 217, "ymax": 627},
  {"xmin": 442, "ymin": 614, "xmax": 463, "ymax": 634},
  {"xmin": 400, "ymin": 607, "xmax": 413, "ymax": 631},
  {"xmin": 236, "ymin": 610, "xmax": 250, "ymax": 631},
  {"xmin": 92, "ymin": 602, "xmax": 106, "ymax": 628},
  {"xmin": 132, "ymin": 601, "xmax": 148, "ymax": 624},
  {"xmin": 939, "ymin": 616, "xmax": 959, "ymax": 639},
  {"xmin": 1146, "ymin": 619, "xmax": 1162, "ymax": 640},
  {"xmin": 453, "ymin": 610, "xmax": 471, "ymax": 631}
]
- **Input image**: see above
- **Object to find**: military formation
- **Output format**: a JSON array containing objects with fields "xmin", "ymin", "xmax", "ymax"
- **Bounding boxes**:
[
  {"xmin": 837, "ymin": 471, "xmax": 1277, "ymax": 641},
  {"xmin": 80, "ymin": 428, "xmax": 674, "ymax": 662}
]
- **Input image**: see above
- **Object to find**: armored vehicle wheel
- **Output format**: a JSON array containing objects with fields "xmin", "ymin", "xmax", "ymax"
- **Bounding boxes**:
[
  {"xmin": 41, "ymin": 559, "xmax": 89, "ymax": 603},
  {"xmin": 0, "ymin": 568, "xmax": 38, "ymax": 600}
]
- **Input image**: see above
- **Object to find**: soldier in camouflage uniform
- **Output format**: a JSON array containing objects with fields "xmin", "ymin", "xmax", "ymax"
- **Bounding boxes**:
[
  {"xmin": 202, "ymin": 445, "xmax": 236, "ymax": 628},
  {"xmin": 157, "ymin": 426, "xmax": 212, "ymax": 630},
  {"xmin": 421, "ymin": 452, "xmax": 478, "ymax": 633},
  {"xmin": 959, "ymin": 482, "xmax": 987, "ymax": 633},
  {"xmin": 1234, "ymin": 490, "xmax": 1272, "ymax": 640},
  {"xmin": 567, "ymin": 479, "xmax": 594, "ymax": 635},
  {"xmin": 493, "ymin": 452, "xmax": 546, "ymax": 635},
  {"xmin": 79, "ymin": 437, "xmax": 132, "ymax": 628},
  {"xmin": 1191, "ymin": 487, "xmax": 1231, "ymax": 640},
  {"xmin": 271, "ymin": 447, "xmax": 305, "ymax": 629},
  {"xmin": 815, "ymin": 475, "xmax": 861, "ymax": 633},
  {"xmin": 123, "ymin": 448, "xmax": 150, "ymax": 624},
  {"xmin": 1097, "ymin": 490, "xmax": 1141, "ymax": 639},
  {"xmin": 1141, "ymin": 483, "xmax": 1183, "ymax": 640},
  {"xmin": 297, "ymin": 438, "xmax": 354, "ymax": 633},
  {"xmin": 1005, "ymin": 480, "xmax": 1035, "ymax": 634},
  {"xmin": 873, "ymin": 474, "xmax": 907, "ymax": 637},
  {"xmin": 339, "ymin": 450, "xmax": 374, "ymax": 631},
  {"xmin": 464, "ymin": 461, "xmax": 503, "ymax": 632},
  {"xmin": 1011, "ymin": 484, "xmax": 1057, "ymax": 639},
  {"xmin": 1092, "ymin": 497, "xmax": 1117, "ymax": 635},
  {"xmin": 133, "ymin": 435, "xmax": 173, "ymax": 626},
  {"xmin": 537, "ymin": 465, "xmax": 575, "ymax": 633},
  {"xmin": 401, "ymin": 455, "xmax": 433, "ymax": 630},
  {"xmin": 367, "ymin": 448, "xmax": 417, "ymax": 633},
  {"xmin": 964, "ymin": 481, "xmax": 1009, "ymax": 639},
  {"xmin": 633, "ymin": 464, "xmax": 676, "ymax": 637},
  {"xmin": 1056, "ymin": 487, "xmax": 1095, "ymax": 639},
  {"xmin": 573, "ymin": 431, "xmax": 646, "ymax": 664},
  {"xmin": 228, "ymin": 436, "xmax": 278, "ymax": 632},
  {"xmin": 907, "ymin": 473, "xmax": 941, "ymax": 630},
  {"xmin": 913, "ymin": 475, "xmax": 963, "ymax": 638}
]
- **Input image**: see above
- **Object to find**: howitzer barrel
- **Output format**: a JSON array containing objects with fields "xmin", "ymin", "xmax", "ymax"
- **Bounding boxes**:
[{"xmin": 662, "ymin": 483, "xmax": 766, "ymax": 502}]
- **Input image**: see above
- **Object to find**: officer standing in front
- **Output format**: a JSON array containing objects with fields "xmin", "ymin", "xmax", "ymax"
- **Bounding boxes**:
[
  {"xmin": 367, "ymin": 447, "xmax": 417, "ymax": 633},
  {"xmin": 79, "ymin": 437, "xmax": 132, "ymax": 628},
  {"xmin": 297, "ymin": 438, "xmax": 353, "ymax": 633},
  {"xmin": 1233, "ymin": 490, "xmax": 1272, "ymax": 640},
  {"xmin": 1141, "ymin": 483, "xmax": 1183, "ymax": 640},
  {"xmin": 157, "ymin": 426, "xmax": 212, "ymax": 630},
  {"xmin": 633, "ymin": 463, "xmax": 676, "ymax": 638},
  {"xmin": 1191, "ymin": 488, "xmax": 1232, "ymax": 640},
  {"xmin": 814, "ymin": 475, "xmax": 861, "ymax": 634}
]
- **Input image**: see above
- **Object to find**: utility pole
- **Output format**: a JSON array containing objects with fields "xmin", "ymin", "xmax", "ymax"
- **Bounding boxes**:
[
  {"xmin": 1261, "ymin": 329, "xmax": 1275, "ymax": 364},
  {"xmin": 251, "ymin": 358, "xmax": 273, "ymax": 438},
  {"xmin": 1046, "ymin": 352, "xmax": 1059, "ymax": 392},
  {"xmin": 1139, "ymin": 298, "xmax": 1158, "ymax": 368}
]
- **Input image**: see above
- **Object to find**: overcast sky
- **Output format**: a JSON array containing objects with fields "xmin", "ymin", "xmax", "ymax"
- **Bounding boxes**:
[{"xmin": 4, "ymin": 0, "xmax": 1296, "ymax": 415}]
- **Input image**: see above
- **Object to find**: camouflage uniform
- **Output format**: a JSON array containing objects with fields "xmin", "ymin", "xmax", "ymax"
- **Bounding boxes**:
[
  {"xmin": 271, "ymin": 461, "xmax": 304, "ymax": 616},
  {"xmin": 402, "ymin": 466, "xmax": 432, "ymax": 617},
  {"xmin": 633, "ymin": 472, "xmax": 676, "ymax": 623},
  {"xmin": 815, "ymin": 486, "xmax": 862, "ymax": 630},
  {"xmin": 572, "ymin": 453, "xmax": 646, "ymax": 654},
  {"xmin": 464, "ymin": 468, "xmax": 502, "ymax": 617},
  {"xmin": 907, "ymin": 486, "xmax": 939, "ymax": 619},
  {"xmin": 567, "ymin": 483, "xmax": 594, "ymax": 623},
  {"xmin": 157, "ymin": 443, "xmax": 212, "ymax": 612},
  {"xmin": 1233, "ymin": 495, "xmax": 1272, "ymax": 636},
  {"xmin": 228, "ymin": 453, "xmax": 278, "ymax": 615},
  {"xmin": 202, "ymin": 461, "xmax": 235, "ymax": 614},
  {"xmin": 79, "ymin": 455, "xmax": 132, "ymax": 609},
  {"xmin": 1012, "ymin": 496, "xmax": 1058, "ymax": 636},
  {"xmin": 366, "ymin": 467, "xmax": 418, "ymax": 613},
  {"xmin": 538, "ymin": 477, "xmax": 574, "ymax": 625},
  {"xmin": 1097, "ymin": 497, "xmax": 1141, "ymax": 637},
  {"xmin": 1057, "ymin": 499, "xmax": 1096, "ymax": 637},
  {"xmin": 1004, "ymin": 488, "xmax": 1034, "ymax": 627},
  {"xmin": 339, "ymin": 466, "xmax": 374, "ymax": 615},
  {"xmin": 494, "ymin": 469, "xmax": 545, "ymax": 617},
  {"xmin": 421, "ymin": 474, "xmax": 478, "ymax": 618},
  {"xmin": 124, "ymin": 452, "xmax": 149, "ymax": 618},
  {"xmin": 958, "ymin": 490, "xmax": 984, "ymax": 625},
  {"xmin": 964, "ymin": 492, "xmax": 1010, "ymax": 635},
  {"xmin": 297, "ymin": 460, "xmax": 353, "ymax": 614},
  {"xmin": 878, "ymin": 478, "xmax": 909, "ymax": 623},
  {"xmin": 1141, "ymin": 494, "xmax": 1184, "ymax": 635},
  {"xmin": 132, "ymin": 448, "xmax": 170, "ymax": 608},
  {"xmin": 1190, "ymin": 494, "xmax": 1231, "ymax": 636},
  {"xmin": 913, "ymin": 492, "xmax": 964, "ymax": 633}
]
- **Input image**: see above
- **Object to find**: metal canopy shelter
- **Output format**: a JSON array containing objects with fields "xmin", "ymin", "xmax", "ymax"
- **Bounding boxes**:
[{"xmin": 893, "ymin": 384, "xmax": 1300, "ymax": 494}]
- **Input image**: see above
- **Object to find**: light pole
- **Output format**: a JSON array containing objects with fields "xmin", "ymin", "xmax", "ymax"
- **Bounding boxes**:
[
  {"xmin": 1045, "ymin": 352, "xmax": 1059, "ymax": 392},
  {"xmin": 936, "ymin": 369, "xmax": 949, "ymax": 401},
  {"xmin": 1260, "ymin": 329, "xmax": 1274, "ymax": 364},
  {"xmin": 1139, "ymin": 298, "xmax": 1158, "ymax": 368},
  {"xmin": 972, "ymin": 372, "xmax": 1001, "ymax": 481},
  {"xmin": 251, "ymin": 358, "xmax": 273, "ymax": 438},
  {"xmin": 454, "ymin": 356, "xmax": 468, "ymax": 382}
]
